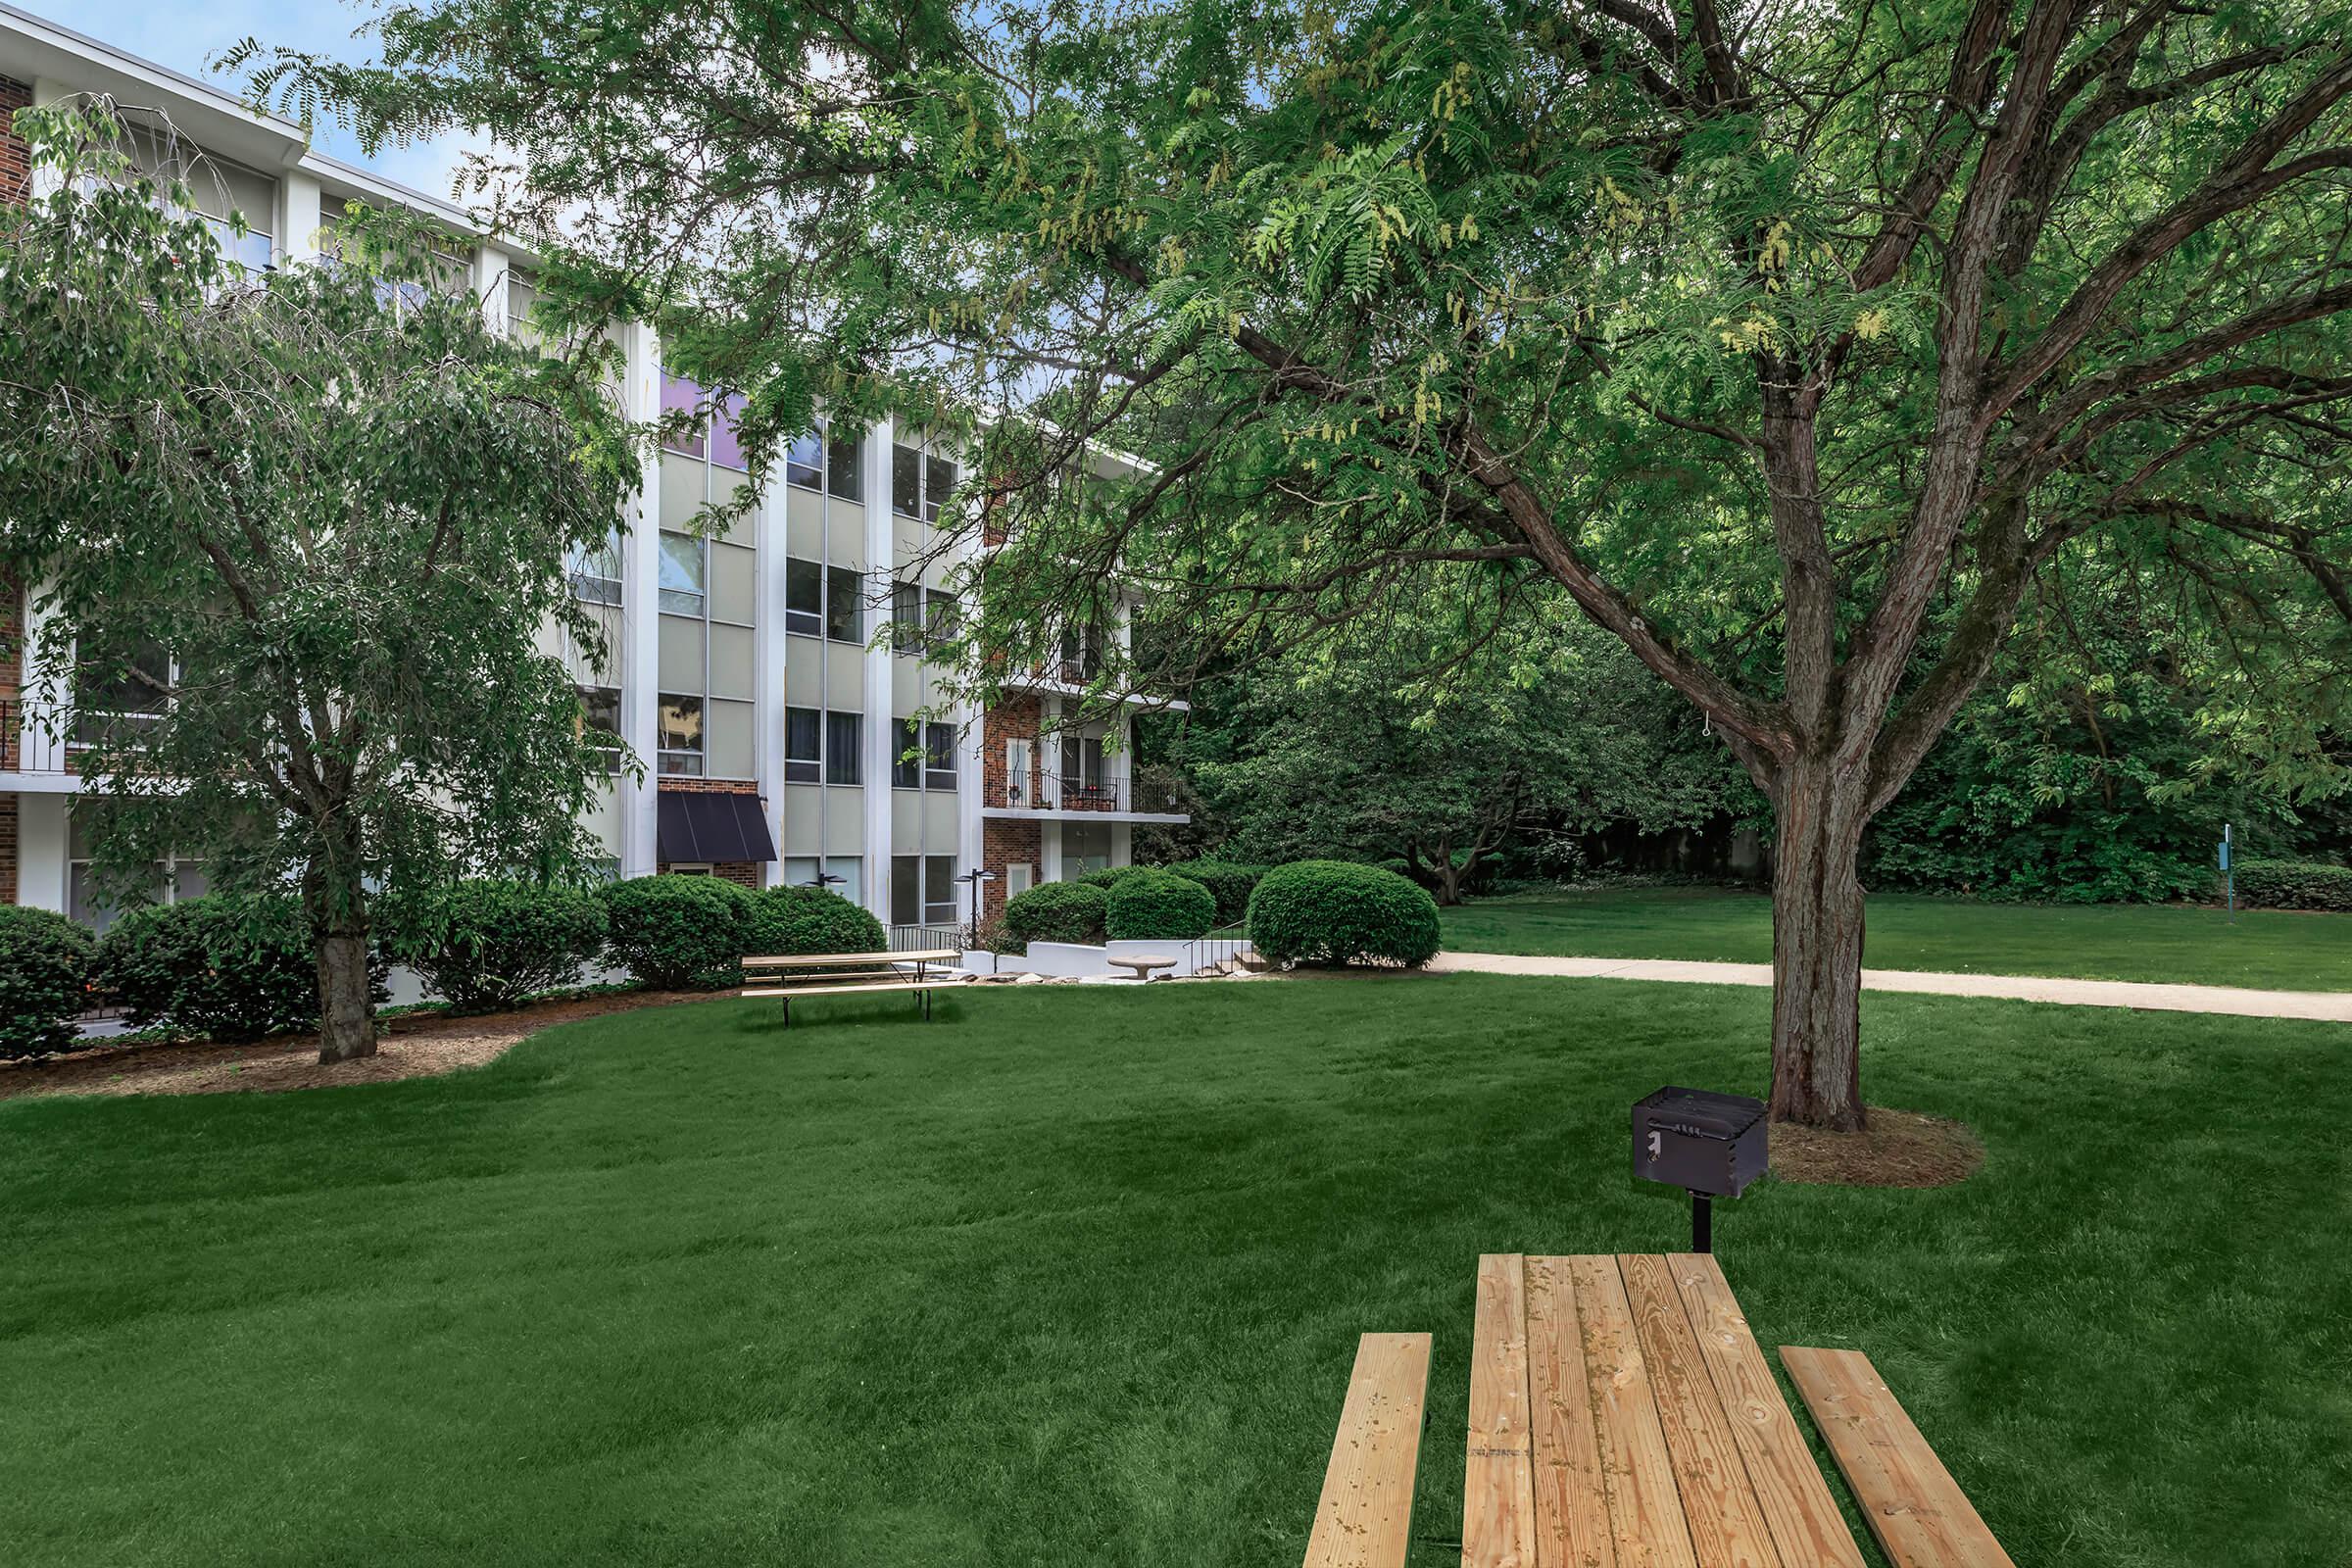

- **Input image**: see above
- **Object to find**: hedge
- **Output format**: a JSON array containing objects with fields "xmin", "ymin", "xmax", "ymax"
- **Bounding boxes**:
[
  {"xmin": 92, "ymin": 894, "xmax": 380, "ymax": 1041},
  {"xmin": 1247, "ymin": 860, "xmax": 1442, "ymax": 968},
  {"xmin": 745, "ymin": 885, "xmax": 887, "ymax": 956},
  {"xmin": 1105, "ymin": 867, "xmax": 1218, "ymax": 941},
  {"xmin": 1003, "ymin": 880, "xmax": 1109, "ymax": 946},
  {"xmin": 1161, "ymin": 860, "xmax": 1267, "ymax": 925},
  {"xmin": 381, "ymin": 879, "xmax": 609, "ymax": 1013},
  {"xmin": 598, "ymin": 873, "xmax": 757, "ymax": 989},
  {"xmin": 2233, "ymin": 858, "xmax": 2352, "ymax": 912},
  {"xmin": 0, "ymin": 905, "xmax": 94, "ymax": 1058},
  {"xmin": 1077, "ymin": 864, "xmax": 1148, "ymax": 892}
]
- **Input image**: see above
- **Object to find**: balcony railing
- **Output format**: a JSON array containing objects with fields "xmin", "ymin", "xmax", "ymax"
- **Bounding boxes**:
[
  {"xmin": 0, "ymin": 700, "xmax": 77, "ymax": 774},
  {"xmin": 985, "ymin": 771, "xmax": 1185, "ymax": 814}
]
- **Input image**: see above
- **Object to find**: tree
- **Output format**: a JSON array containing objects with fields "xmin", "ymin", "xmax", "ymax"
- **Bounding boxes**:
[
  {"xmin": 1190, "ymin": 600, "xmax": 1737, "ymax": 901},
  {"xmin": 243, "ymin": 1, "xmax": 2352, "ymax": 1124},
  {"xmin": 0, "ymin": 104, "xmax": 635, "ymax": 1063}
]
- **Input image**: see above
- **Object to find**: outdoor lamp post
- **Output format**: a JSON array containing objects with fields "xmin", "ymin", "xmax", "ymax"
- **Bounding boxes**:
[{"xmin": 960, "ymin": 867, "xmax": 998, "ymax": 949}]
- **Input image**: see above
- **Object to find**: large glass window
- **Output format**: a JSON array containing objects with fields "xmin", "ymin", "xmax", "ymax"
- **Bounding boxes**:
[
  {"xmin": 926, "ymin": 722, "xmax": 957, "ymax": 791},
  {"xmin": 891, "ymin": 717, "xmax": 922, "ymax": 789},
  {"xmin": 826, "ymin": 430, "xmax": 863, "ymax": 501},
  {"xmin": 785, "ymin": 856, "xmax": 864, "ymax": 903},
  {"xmin": 893, "ymin": 442, "xmax": 959, "ymax": 522},
  {"xmin": 826, "ymin": 565, "xmax": 863, "ymax": 644},
  {"xmin": 579, "ymin": 686, "xmax": 623, "ymax": 773},
  {"xmin": 925, "ymin": 455, "xmax": 958, "ymax": 524},
  {"xmin": 658, "ymin": 694, "xmax": 704, "ymax": 774},
  {"xmin": 785, "ymin": 707, "xmax": 822, "ymax": 783},
  {"xmin": 890, "ymin": 855, "xmax": 921, "ymax": 926},
  {"xmin": 73, "ymin": 642, "xmax": 171, "ymax": 747},
  {"xmin": 825, "ymin": 710, "xmax": 862, "ymax": 785},
  {"xmin": 661, "ymin": 371, "xmax": 707, "ymax": 458},
  {"xmin": 925, "ymin": 855, "xmax": 957, "ymax": 925},
  {"xmin": 891, "ymin": 581, "xmax": 923, "ymax": 654},
  {"xmin": 659, "ymin": 534, "xmax": 706, "ymax": 615},
  {"xmin": 567, "ymin": 530, "xmax": 622, "ymax": 606},
  {"xmin": 925, "ymin": 589, "xmax": 959, "ymax": 653},
  {"xmin": 785, "ymin": 428, "xmax": 824, "ymax": 491},
  {"xmin": 785, "ymin": 557, "xmax": 824, "ymax": 637}
]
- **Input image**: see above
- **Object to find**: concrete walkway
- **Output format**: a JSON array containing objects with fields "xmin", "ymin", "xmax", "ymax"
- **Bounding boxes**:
[{"xmin": 1429, "ymin": 951, "xmax": 2352, "ymax": 1022}]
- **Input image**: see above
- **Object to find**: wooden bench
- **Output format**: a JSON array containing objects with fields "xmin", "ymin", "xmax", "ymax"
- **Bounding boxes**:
[
  {"xmin": 1302, "ymin": 1332, "xmax": 1431, "ymax": 1568},
  {"xmin": 739, "ymin": 949, "xmax": 964, "ymax": 1027},
  {"xmin": 1781, "ymin": 1347, "xmax": 2016, "ymax": 1568}
]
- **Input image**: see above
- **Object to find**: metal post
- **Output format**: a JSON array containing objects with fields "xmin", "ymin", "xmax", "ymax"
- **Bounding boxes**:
[{"xmin": 1691, "ymin": 1193, "xmax": 1712, "ymax": 1253}]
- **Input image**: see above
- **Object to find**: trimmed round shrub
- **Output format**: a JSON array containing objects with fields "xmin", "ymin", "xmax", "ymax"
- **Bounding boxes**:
[
  {"xmin": 1077, "ymin": 864, "xmax": 1147, "ymax": 892},
  {"xmin": 598, "ymin": 873, "xmax": 757, "ymax": 989},
  {"xmin": 1163, "ymin": 860, "xmax": 1267, "ymax": 925},
  {"xmin": 1002, "ymin": 880, "xmax": 1109, "ymax": 946},
  {"xmin": 2233, "ymin": 858, "xmax": 2352, "ymax": 911},
  {"xmin": 93, "ymin": 894, "xmax": 373, "ymax": 1041},
  {"xmin": 745, "ymin": 885, "xmax": 887, "ymax": 956},
  {"xmin": 0, "ymin": 905, "xmax": 95, "ymax": 1059},
  {"xmin": 381, "ymin": 879, "xmax": 609, "ymax": 1013},
  {"xmin": 1105, "ymin": 867, "xmax": 1217, "ymax": 941},
  {"xmin": 1247, "ymin": 860, "xmax": 1442, "ymax": 968}
]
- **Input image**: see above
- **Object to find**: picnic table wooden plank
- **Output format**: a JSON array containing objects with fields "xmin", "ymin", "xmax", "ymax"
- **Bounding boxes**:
[
  {"xmin": 1617, "ymin": 1254, "xmax": 1782, "ymax": 1568},
  {"xmin": 1303, "ymin": 1332, "xmax": 1432, "ymax": 1568},
  {"xmin": 1780, "ymin": 1348, "xmax": 2016, "ymax": 1568},
  {"xmin": 1565, "ymin": 1255, "xmax": 1699, "ymax": 1568},
  {"xmin": 1461, "ymin": 1253, "xmax": 1538, "ymax": 1568},
  {"xmin": 1523, "ymin": 1255, "xmax": 1617, "ymax": 1568},
  {"xmin": 742, "ymin": 950, "xmax": 959, "ymax": 967},
  {"xmin": 1667, "ymin": 1258, "xmax": 1867, "ymax": 1568}
]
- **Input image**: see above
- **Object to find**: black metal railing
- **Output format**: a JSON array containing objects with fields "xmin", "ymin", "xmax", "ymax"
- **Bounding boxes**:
[
  {"xmin": 985, "ymin": 772, "xmax": 1186, "ymax": 815},
  {"xmin": 1183, "ymin": 924, "xmax": 1254, "ymax": 975},
  {"xmin": 887, "ymin": 923, "xmax": 968, "ymax": 953}
]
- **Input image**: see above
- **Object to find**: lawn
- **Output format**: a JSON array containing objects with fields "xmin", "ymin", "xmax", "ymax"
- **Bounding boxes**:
[
  {"xmin": 3, "ymin": 980, "xmax": 2344, "ymax": 1566},
  {"xmin": 1441, "ymin": 884, "xmax": 2352, "ymax": 990}
]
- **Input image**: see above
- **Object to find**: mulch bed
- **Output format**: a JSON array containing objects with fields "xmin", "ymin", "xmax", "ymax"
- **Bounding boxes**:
[
  {"xmin": 1771, "ymin": 1106, "xmax": 1986, "ymax": 1189},
  {"xmin": 0, "ymin": 989, "xmax": 716, "ymax": 1102}
]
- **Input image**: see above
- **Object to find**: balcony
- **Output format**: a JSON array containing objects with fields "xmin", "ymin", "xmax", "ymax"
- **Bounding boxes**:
[
  {"xmin": 1, "ymin": 700, "xmax": 80, "ymax": 777},
  {"xmin": 983, "ymin": 770, "xmax": 1188, "ymax": 819}
]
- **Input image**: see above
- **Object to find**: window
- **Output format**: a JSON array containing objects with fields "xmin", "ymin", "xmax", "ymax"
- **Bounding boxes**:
[
  {"xmin": 926, "ymin": 455, "xmax": 958, "ymax": 524},
  {"xmin": 890, "ymin": 855, "xmax": 921, "ymax": 926},
  {"xmin": 1059, "ymin": 622, "xmax": 1103, "ymax": 682},
  {"xmin": 892, "ymin": 717, "xmax": 922, "ymax": 789},
  {"xmin": 925, "ymin": 722, "xmax": 957, "ymax": 791},
  {"xmin": 567, "ymin": 531, "xmax": 622, "ymax": 606},
  {"xmin": 892, "ymin": 443, "xmax": 923, "ymax": 518},
  {"xmin": 658, "ymin": 694, "xmax": 704, "ymax": 774},
  {"xmin": 785, "ymin": 707, "xmax": 822, "ymax": 783},
  {"xmin": 74, "ymin": 643, "xmax": 171, "ymax": 747},
  {"xmin": 784, "ymin": 856, "xmax": 864, "ymax": 903},
  {"xmin": 659, "ymin": 534, "xmax": 706, "ymax": 615},
  {"xmin": 504, "ymin": 270, "xmax": 538, "ymax": 341},
  {"xmin": 785, "ymin": 557, "xmax": 824, "ymax": 637},
  {"xmin": 785, "ymin": 429, "xmax": 824, "ymax": 490},
  {"xmin": 661, "ymin": 370, "xmax": 707, "ymax": 458},
  {"xmin": 708, "ymin": 391, "xmax": 749, "ymax": 471},
  {"xmin": 826, "ymin": 430, "xmax": 863, "ymax": 501},
  {"xmin": 579, "ymin": 686, "xmax": 623, "ymax": 772},
  {"xmin": 925, "ymin": 589, "xmax": 959, "ymax": 654},
  {"xmin": 825, "ymin": 710, "xmax": 862, "ymax": 785},
  {"xmin": 891, "ymin": 580, "xmax": 923, "ymax": 653},
  {"xmin": 925, "ymin": 855, "xmax": 957, "ymax": 925},
  {"xmin": 827, "ymin": 564, "xmax": 862, "ymax": 644}
]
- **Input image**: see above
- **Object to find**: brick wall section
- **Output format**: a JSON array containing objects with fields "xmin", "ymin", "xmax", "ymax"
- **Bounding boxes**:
[
  {"xmin": 1, "ymin": 77, "xmax": 30, "ymax": 207},
  {"xmin": 981, "ymin": 694, "xmax": 1043, "ymax": 808},
  {"xmin": 980, "ymin": 819, "xmax": 1038, "ymax": 922}
]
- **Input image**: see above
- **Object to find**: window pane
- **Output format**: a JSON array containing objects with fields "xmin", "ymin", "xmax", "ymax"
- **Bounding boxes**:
[
  {"xmin": 709, "ymin": 391, "xmax": 748, "ymax": 470},
  {"xmin": 890, "ymin": 855, "xmax": 920, "ymax": 926},
  {"xmin": 891, "ymin": 581, "xmax": 921, "ymax": 652},
  {"xmin": 783, "ymin": 856, "xmax": 820, "ymax": 889},
  {"xmin": 661, "ymin": 371, "xmax": 706, "ymax": 458},
  {"xmin": 926, "ymin": 590, "xmax": 958, "ymax": 653},
  {"xmin": 580, "ymin": 686, "xmax": 623, "ymax": 772},
  {"xmin": 824, "ymin": 857, "xmax": 863, "ymax": 906},
  {"xmin": 925, "ymin": 455, "xmax": 956, "ymax": 523},
  {"xmin": 825, "ymin": 710, "xmax": 862, "ymax": 785},
  {"xmin": 566, "ymin": 530, "xmax": 623, "ymax": 605},
  {"xmin": 892, "ymin": 443, "xmax": 922, "ymax": 517},
  {"xmin": 892, "ymin": 717, "xmax": 921, "ymax": 788},
  {"xmin": 659, "ymin": 534, "xmax": 706, "ymax": 615},
  {"xmin": 826, "ymin": 431, "xmax": 862, "ymax": 500},
  {"xmin": 785, "ymin": 557, "xmax": 823, "ymax": 636},
  {"xmin": 924, "ymin": 855, "xmax": 956, "ymax": 924},
  {"xmin": 658, "ymin": 693, "xmax": 703, "ymax": 753},
  {"xmin": 785, "ymin": 429, "xmax": 823, "ymax": 489},
  {"xmin": 926, "ymin": 722, "xmax": 957, "ymax": 790},
  {"xmin": 785, "ymin": 706, "xmax": 821, "ymax": 782},
  {"xmin": 827, "ymin": 565, "xmax": 862, "ymax": 643}
]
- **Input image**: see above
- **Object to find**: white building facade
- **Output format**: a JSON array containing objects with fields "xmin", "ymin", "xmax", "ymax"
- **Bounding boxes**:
[{"xmin": 0, "ymin": 6, "xmax": 1185, "ymax": 939}]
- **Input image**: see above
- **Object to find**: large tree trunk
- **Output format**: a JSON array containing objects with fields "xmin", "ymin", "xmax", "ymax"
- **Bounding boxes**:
[
  {"xmin": 315, "ymin": 927, "xmax": 377, "ymax": 1064},
  {"xmin": 1768, "ymin": 757, "xmax": 1871, "ymax": 1131}
]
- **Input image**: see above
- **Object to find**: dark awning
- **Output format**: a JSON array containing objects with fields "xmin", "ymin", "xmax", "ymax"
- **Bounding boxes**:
[{"xmin": 657, "ymin": 790, "xmax": 777, "ymax": 864}]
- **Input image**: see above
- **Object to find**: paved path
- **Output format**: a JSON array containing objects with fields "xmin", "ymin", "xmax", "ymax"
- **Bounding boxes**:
[{"xmin": 1429, "ymin": 951, "xmax": 2352, "ymax": 1022}]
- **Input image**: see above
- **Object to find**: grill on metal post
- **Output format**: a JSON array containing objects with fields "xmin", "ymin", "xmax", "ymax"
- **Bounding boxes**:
[{"xmin": 1632, "ymin": 1087, "xmax": 1769, "ymax": 1252}]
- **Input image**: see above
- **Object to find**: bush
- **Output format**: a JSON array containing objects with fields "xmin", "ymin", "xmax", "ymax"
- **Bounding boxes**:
[
  {"xmin": 1002, "ymin": 880, "xmax": 1109, "ymax": 946},
  {"xmin": 745, "ymin": 885, "xmax": 887, "ymax": 956},
  {"xmin": 1105, "ymin": 867, "xmax": 1218, "ymax": 941},
  {"xmin": 1077, "ymin": 864, "xmax": 1147, "ymax": 891},
  {"xmin": 1162, "ymin": 860, "xmax": 1267, "ymax": 925},
  {"xmin": 93, "ymin": 894, "xmax": 375, "ymax": 1041},
  {"xmin": 598, "ymin": 874, "xmax": 757, "ymax": 989},
  {"xmin": 1247, "ymin": 860, "xmax": 1442, "ymax": 968},
  {"xmin": 0, "ymin": 906, "xmax": 94, "ymax": 1059},
  {"xmin": 2233, "ymin": 858, "xmax": 2352, "ymax": 912},
  {"xmin": 381, "ymin": 880, "xmax": 609, "ymax": 1013}
]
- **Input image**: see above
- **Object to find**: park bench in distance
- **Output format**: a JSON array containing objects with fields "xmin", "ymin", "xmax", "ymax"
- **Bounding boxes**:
[
  {"xmin": 1782, "ymin": 1346, "xmax": 2017, "ymax": 1568},
  {"xmin": 739, "ymin": 949, "xmax": 965, "ymax": 1027},
  {"xmin": 1301, "ymin": 1332, "xmax": 1431, "ymax": 1568}
]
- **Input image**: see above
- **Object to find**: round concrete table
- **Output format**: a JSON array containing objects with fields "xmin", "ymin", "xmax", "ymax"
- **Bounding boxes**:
[{"xmin": 1108, "ymin": 954, "xmax": 1177, "ymax": 982}]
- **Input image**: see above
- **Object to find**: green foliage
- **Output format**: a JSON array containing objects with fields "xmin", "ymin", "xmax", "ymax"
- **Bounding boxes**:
[
  {"xmin": 1076, "ymin": 865, "xmax": 1146, "ymax": 891},
  {"xmin": 744, "ymin": 886, "xmax": 888, "ymax": 956},
  {"xmin": 1002, "ymin": 881, "xmax": 1109, "ymax": 946},
  {"xmin": 1247, "ymin": 860, "xmax": 1441, "ymax": 968},
  {"xmin": 2233, "ymin": 860, "xmax": 2352, "ymax": 913},
  {"xmin": 0, "ymin": 906, "xmax": 94, "ymax": 1059},
  {"xmin": 1160, "ymin": 860, "xmax": 1265, "ymax": 925},
  {"xmin": 380, "ymin": 880, "xmax": 609, "ymax": 1013},
  {"xmin": 92, "ymin": 895, "xmax": 383, "ymax": 1041},
  {"xmin": 1103, "ymin": 868, "xmax": 1217, "ymax": 941},
  {"xmin": 598, "ymin": 875, "xmax": 757, "ymax": 990}
]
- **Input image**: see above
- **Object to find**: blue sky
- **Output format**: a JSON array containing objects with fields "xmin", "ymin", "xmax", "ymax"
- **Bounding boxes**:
[{"xmin": 24, "ymin": 0, "xmax": 472, "ymax": 195}]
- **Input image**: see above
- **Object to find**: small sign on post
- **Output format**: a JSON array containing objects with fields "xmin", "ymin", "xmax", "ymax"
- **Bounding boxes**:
[{"xmin": 2219, "ymin": 822, "xmax": 2234, "ymax": 923}]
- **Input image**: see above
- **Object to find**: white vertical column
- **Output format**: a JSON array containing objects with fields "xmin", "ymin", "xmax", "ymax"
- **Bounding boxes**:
[
  {"xmin": 281, "ymin": 171, "xmax": 323, "ymax": 264},
  {"xmin": 618, "ymin": 322, "xmax": 663, "ymax": 877},
  {"xmin": 756, "ymin": 450, "xmax": 788, "ymax": 889},
  {"xmin": 17, "ymin": 795, "xmax": 69, "ymax": 913},
  {"xmin": 861, "ymin": 416, "xmax": 896, "ymax": 918},
  {"xmin": 475, "ymin": 241, "xmax": 511, "ymax": 333}
]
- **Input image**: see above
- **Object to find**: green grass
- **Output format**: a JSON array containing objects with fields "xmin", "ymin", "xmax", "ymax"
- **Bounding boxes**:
[
  {"xmin": 1440, "ymin": 885, "xmax": 2352, "ymax": 990},
  {"xmin": 3, "ymin": 981, "xmax": 2345, "ymax": 1566}
]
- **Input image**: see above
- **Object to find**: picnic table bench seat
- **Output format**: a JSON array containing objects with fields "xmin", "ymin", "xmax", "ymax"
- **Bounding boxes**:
[
  {"xmin": 740, "ymin": 949, "xmax": 965, "ymax": 1026},
  {"xmin": 1302, "ymin": 1332, "xmax": 1431, "ymax": 1568},
  {"xmin": 1782, "ymin": 1347, "xmax": 2017, "ymax": 1568}
]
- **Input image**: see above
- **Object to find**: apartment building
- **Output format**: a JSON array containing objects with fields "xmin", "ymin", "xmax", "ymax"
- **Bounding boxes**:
[{"xmin": 0, "ymin": 4, "xmax": 1185, "ymax": 938}]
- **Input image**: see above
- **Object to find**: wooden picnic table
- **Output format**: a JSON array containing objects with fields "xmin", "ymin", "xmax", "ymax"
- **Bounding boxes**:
[{"xmin": 1462, "ymin": 1252, "xmax": 1869, "ymax": 1568}]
